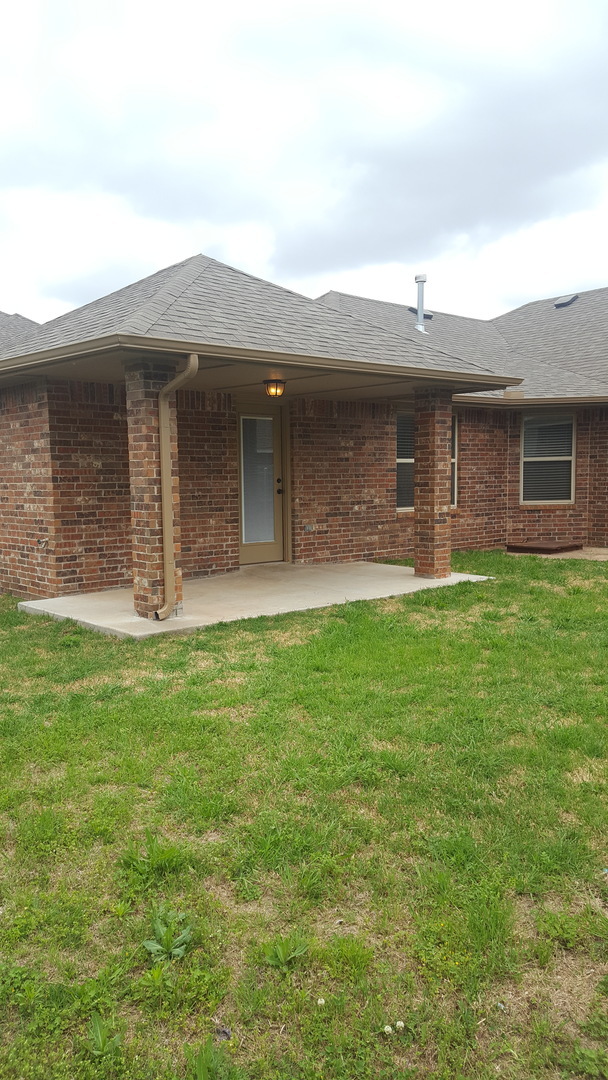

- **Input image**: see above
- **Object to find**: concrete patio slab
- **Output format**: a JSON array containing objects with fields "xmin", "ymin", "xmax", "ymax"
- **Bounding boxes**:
[{"xmin": 18, "ymin": 561, "xmax": 488, "ymax": 640}]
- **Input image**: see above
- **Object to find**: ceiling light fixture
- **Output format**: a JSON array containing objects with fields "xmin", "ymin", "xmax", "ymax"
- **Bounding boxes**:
[{"xmin": 264, "ymin": 379, "xmax": 285, "ymax": 398}]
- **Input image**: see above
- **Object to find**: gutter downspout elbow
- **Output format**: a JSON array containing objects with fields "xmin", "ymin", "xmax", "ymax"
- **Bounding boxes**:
[{"xmin": 154, "ymin": 353, "xmax": 199, "ymax": 621}]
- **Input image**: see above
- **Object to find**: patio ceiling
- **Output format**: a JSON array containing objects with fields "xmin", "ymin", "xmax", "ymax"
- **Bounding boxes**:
[{"xmin": 0, "ymin": 342, "xmax": 518, "ymax": 403}]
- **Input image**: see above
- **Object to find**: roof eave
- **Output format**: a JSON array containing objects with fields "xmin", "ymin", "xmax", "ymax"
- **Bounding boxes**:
[
  {"xmin": 0, "ymin": 332, "xmax": 521, "ymax": 392},
  {"xmin": 456, "ymin": 393, "xmax": 608, "ymax": 407}
]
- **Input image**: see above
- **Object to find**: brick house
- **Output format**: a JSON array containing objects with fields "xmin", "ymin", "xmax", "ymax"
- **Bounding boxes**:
[{"xmin": 1, "ymin": 256, "xmax": 606, "ymax": 621}]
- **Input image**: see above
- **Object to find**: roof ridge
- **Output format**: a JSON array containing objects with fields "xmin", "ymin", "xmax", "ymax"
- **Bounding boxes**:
[
  {"xmin": 119, "ymin": 254, "xmax": 211, "ymax": 334},
  {"xmin": 323, "ymin": 288, "xmax": 502, "ymax": 326}
]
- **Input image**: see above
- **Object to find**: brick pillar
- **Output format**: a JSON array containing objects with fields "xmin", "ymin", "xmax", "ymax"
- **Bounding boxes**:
[
  {"xmin": 414, "ymin": 388, "xmax": 452, "ymax": 578},
  {"xmin": 125, "ymin": 361, "xmax": 182, "ymax": 618}
]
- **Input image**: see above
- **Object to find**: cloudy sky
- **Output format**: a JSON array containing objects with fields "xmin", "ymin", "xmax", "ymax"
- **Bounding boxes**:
[{"xmin": 1, "ymin": 0, "xmax": 607, "ymax": 324}]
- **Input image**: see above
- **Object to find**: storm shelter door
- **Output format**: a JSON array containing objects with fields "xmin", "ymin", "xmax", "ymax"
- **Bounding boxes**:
[{"xmin": 239, "ymin": 414, "xmax": 284, "ymax": 564}]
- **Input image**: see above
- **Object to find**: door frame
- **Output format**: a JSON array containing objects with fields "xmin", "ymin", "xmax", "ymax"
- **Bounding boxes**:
[{"xmin": 236, "ymin": 400, "xmax": 291, "ymax": 565}]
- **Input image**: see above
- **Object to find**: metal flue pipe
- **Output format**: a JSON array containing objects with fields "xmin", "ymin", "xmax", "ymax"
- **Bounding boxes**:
[{"xmin": 415, "ymin": 273, "xmax": 427, "ymax": 333}]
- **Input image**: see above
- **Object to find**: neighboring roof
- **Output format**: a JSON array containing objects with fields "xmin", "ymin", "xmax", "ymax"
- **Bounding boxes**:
[
  {"xmin": 0, "ymin": 311, "xmax": 40, "ymax": 351},
  {"xmin": 493, "ymin": 287, "xmax": 608, "ymax": 389},
  {"xmin": 317, "ymin": 286, "xmax": 608, "ymax": 403},
  {"xmin": 317, "ymin": 290, "xmax": 511, "ymax": 370},
  {"xmin": 0, "ymin": 255, "xmax": 514, "ymax": 386}
]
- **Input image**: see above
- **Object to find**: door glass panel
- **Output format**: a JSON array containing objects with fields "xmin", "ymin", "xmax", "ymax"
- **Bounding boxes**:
[{"xmin": 241, "ymin": 417, "xmax": 275, "ymax": 543}]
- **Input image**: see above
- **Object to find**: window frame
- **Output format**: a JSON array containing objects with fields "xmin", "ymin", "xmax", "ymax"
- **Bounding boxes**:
[
  {"xmin": 519, "ymin": 412, "xmax": 576, "ymax": 506},
  {"xmin": 396, "ymin": 413, "xmax": 415, "ymax": 512},
  {"xmin": 396, "ymin": 413, "xmax": 458, "ymax": 512},
  {"xmin": 451, "ymin": 413, "xmax": 458, "ymax": 509}
]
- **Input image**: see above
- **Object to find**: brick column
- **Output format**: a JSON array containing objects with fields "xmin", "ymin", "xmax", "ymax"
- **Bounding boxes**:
[
  {"xmin": 125, "ymin": 361, "xmax": 182, "ymax": 618},
  {"xmin": 414, "ymin": 388, "xmax": 452, "ymax": 578}
]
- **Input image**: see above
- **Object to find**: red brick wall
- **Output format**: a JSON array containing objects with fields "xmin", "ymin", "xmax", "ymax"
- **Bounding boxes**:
[
  {"xmin": 414, "ymin": 389, "xmax": 452, "ymax": 577},
  {"xmin": 451, "ymin": 407, "xmax": 508, "ymax": 550},
  {"xmin": 289, "ymin": 399, "xmax": 516, "ymax": 565},
  {"xmin": 290, "ymin": 398, "xmax": 409, "ymax": 562},
  {"xmin": 177, "ymin": 390, "xmax": 240, "ymax": 577},
  {"xmin": 3, "ymin": 385, "xmax": 608, "ymax": 606},
  {"xmin": 589, "ymin": 407, "xmax": 608, "ymax": 546},
  {"xmin": 0, "ymin": 380, "xmax": 56, "ymax": 598},
  {"xmin": 506, "ymin": 409, "xmax": 590, "ymax": 546},
  {"xmin": 125, "ymin": 362, "xmax": 182, "ymax": 618},
  {"xmin": 47, "ymin": 381, "xmax": 131, "ymax": 594}
]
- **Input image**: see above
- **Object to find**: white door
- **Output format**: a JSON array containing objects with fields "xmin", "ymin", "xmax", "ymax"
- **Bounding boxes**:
[{"xmin": 239, "ymin": 413, "xmax": 284, "ymax": 564}]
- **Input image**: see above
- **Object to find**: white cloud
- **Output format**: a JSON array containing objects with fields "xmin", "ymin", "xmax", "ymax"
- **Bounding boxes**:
[{"xmin": 1, "ymin": 0, "xmax": 607, "ymax": 321}]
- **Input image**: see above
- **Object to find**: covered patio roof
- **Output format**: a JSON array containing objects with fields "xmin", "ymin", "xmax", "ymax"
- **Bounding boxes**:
[{"xmin": 0, "ymin": 253, "xmax": 520, "ymax": 399}]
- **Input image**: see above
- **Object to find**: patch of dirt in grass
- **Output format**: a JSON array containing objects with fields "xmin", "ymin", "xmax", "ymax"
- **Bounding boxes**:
[
  {"xmin": 196, "ymin": 704, "xmax": 257, "ymax": 724},
  {"xmin": 223, "ymin": 631, "xmax": 271, "ymax": 664},
  {"xmin": 529, "ymin": 581, "xmax": 568, "ymax": 596},
  {"xmin": 368, "ymin": 738, "xmax": 396, "ymax": 751},
  {"xmin": 116, "ymin": 1002, "xmax": 147, "ymax": 1042},
  {"xmin": 407, "ymin": 603, "xmax": 514, "ymax": 633},
  {"xmin": 268, "ymin": 624, "xmax": 324, "ymax": 647},
  {"xmin": 0, "ymin": 677, "xmax": 48, "ymax": 697},
  {"xmin": 567, "ymin": 762, "xmax": 606, "ymax": 784},
  {"xmin": 47, "ymin": 844, "xmax": 117, "ymax": 892},
  {"xmin": 565, "ymin": 573, "xmax": 606, "ymax": 591},
  {"xmin": 200, "ymin": 829, "xmax": 225, "ymax": 844},
  {"xmin": 206, "ymin": 878, "xmax": 277, "ymax": 921},
  {"xmin": 211, "ymin": 672, "xmax": 250, "ymax": 687},
  {"xmin": 188, "ymin": 652, "xmax": 220, "ymax": 671},
  {"xmin": 497, "ymin": 767, "xmax": 528, "ymax": 792},
  {"xmin": 24, "ymin": 762, "xmax": 68, "ymax": 785},
  {"xmin": 407, "ymin": 611, "xmax": 440, "ymax": 629},
  {"xmin": 537, "ymin": 889, "xmax": 608, "ymax": 917},
  {"xmin": 497, "ymin": 951, "xmax": 608, "ymax": 1036},
  {"xmin": 512, "ymin": 895, "xmax": 540, "ymax": 939},
  {"xmin": 559, "ymin": 810, "xmax": 581, "ymax": 826},
  {"xmin": 536, "ymin": 708, "xmax": 579, "ymax": 729},
  {"xmin": 503, "ymin": 733, "xmax": 533, "ymax": 748},
  {"xmin": 374, "ymin": 597, "xmax": 404, "ymax": 615},
  {"xmin": 285, "ymin": 706, "xmax": 314, "ymax": 725},
  {"xmin": 309, "ymin": 893, "xmax": 375, "ymax": 940}
]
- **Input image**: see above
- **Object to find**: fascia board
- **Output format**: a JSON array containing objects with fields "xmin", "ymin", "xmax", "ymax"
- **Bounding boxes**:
[{"xmin": 0, "ymin": 332, "xmax": 522, "ymax": 391}]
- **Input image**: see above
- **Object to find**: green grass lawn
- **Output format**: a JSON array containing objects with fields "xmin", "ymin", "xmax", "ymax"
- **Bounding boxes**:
[{"xmin": 1, "ymin": 550, "xmax": 607, "ymax": 1080}]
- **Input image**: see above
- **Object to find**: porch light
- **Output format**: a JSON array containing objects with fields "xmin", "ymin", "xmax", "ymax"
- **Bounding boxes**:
[{"xmin": 264, "ymin": 379, "xmax": 285, "ymax": 398}]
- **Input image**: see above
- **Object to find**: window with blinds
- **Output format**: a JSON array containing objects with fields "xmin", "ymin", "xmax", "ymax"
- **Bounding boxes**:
[
  {"xmin": 396, "ymin": 414, "xmax": 457, "ymax": 509},
  {"xmin": 521, "ymin": 415, "xmax": 574, "ymax": 503}
]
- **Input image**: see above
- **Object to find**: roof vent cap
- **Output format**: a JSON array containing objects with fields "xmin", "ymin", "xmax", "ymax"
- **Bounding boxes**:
[{"xmin": 554, "ymin": 293, "xmax": 578, "ymax": 309}]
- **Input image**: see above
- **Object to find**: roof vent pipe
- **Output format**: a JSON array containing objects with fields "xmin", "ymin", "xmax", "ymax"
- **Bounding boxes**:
[{"xmin": 415, "ymin": 274, "xmax": 427, "ymax": 333}]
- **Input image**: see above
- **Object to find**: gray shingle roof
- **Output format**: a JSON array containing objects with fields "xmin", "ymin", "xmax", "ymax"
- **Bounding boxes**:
[
  {"xmin": 0, "ymin": 311, "xmax": 39, "ymax": 351},
  {"xmin": 0, "ymin": 255, "xmax": 512, "ymax": 382},
  {"xmin": 493, "ymin": 288, "xmax": 608, "ymax": 389},
  {"xmin": 317, "ymin": 287, "xmax": 608, "ymax": 401},
  {"xmin": 317, "ymin": 291, "xmax": 511, "ymax": 369}
]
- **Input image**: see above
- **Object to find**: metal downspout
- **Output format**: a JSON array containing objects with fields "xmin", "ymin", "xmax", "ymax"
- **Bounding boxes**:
[{"xmin": 154, "ymin": 353, "xmax": 199, "ymax": 620}]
